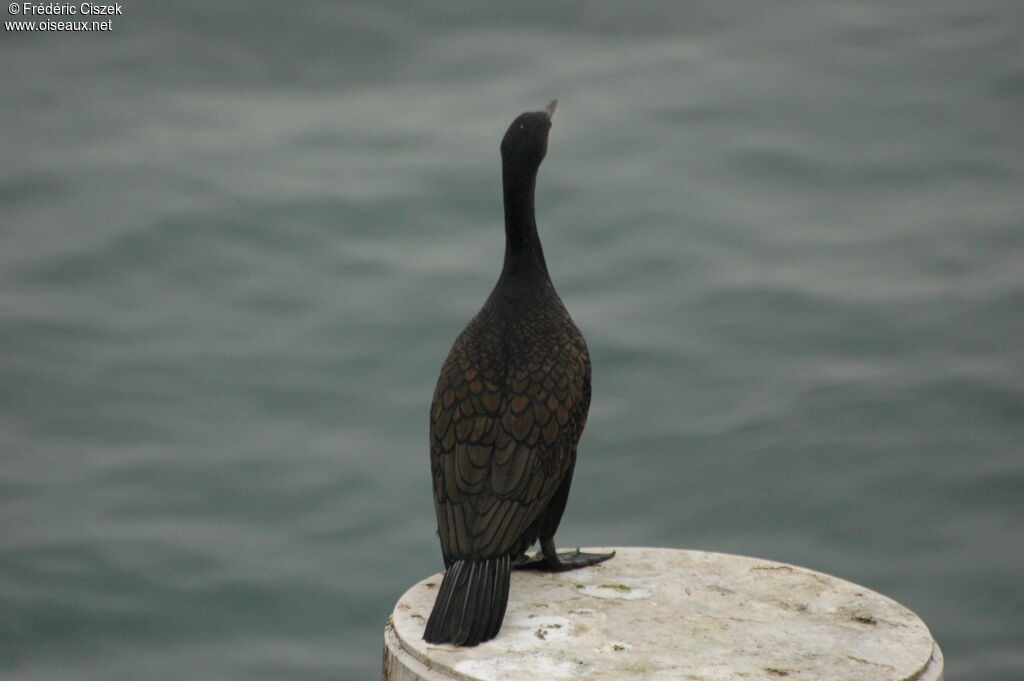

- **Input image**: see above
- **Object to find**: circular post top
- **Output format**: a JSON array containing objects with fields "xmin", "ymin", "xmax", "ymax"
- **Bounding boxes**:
[{"xmin": 386, "ymin": 547, "xmax": 942, "ymax": 681}]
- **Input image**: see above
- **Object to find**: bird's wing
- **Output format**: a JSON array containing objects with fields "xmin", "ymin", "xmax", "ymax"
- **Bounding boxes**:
[{"xmin": 430, "ymin": 332, "xmax": 590, "ymax": 564}]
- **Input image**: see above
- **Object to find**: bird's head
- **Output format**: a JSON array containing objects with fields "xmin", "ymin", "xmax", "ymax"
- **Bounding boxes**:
[{"xmin": 501, "ymin": 100, "xmax": 557, "ymax": 170}]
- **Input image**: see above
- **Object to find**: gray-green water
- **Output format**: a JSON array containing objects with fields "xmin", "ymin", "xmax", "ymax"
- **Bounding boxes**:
[{"xmin": 2, "ymin": 2, "xmax": 1022, "ymax": 679}]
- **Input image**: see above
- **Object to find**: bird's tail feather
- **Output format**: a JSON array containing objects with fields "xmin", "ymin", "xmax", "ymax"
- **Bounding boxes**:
[{"xmin": 423, "ymin": 555, "xmax": 511, "ymax": 646}]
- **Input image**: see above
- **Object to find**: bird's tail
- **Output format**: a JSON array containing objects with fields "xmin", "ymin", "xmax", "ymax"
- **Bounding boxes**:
[{"xmin": 423, "ymin": 555, "xmax": 511, "ymax": 646}]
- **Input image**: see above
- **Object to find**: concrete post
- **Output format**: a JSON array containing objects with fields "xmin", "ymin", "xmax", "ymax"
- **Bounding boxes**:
[{"xmin": 383, "ymin": 547, "xmax": 943, "ymax": 681}]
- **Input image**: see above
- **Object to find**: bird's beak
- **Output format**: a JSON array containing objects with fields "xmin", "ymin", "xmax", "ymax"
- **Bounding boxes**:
[{"xmin": 546, "ymin": 99, "xmax": 558, "ymax": 119}]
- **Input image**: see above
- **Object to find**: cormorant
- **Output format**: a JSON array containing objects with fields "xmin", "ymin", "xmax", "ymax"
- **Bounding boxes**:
[{"xmin": 423, "ymin": 101, "xmax": 614, "ymax": 647}]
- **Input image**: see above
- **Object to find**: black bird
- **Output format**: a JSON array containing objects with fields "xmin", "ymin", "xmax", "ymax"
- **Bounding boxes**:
[{"xmin": 424, "ymin": 101, "xmax": 614, "ymax": 647}]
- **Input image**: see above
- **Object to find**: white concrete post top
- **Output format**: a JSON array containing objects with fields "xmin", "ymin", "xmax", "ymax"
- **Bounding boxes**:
[{"xmin": 384, "ymin": 547, "xmax": 943, "ymax": 681}]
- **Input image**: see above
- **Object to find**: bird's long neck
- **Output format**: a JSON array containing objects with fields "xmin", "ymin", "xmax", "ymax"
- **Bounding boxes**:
[{"xmin": 501, "ymin": 162, "xmax": 548, "ymax": 279}]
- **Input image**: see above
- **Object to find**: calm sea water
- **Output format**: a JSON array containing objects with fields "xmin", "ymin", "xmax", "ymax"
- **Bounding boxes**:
[{"xmin": 2, "ymin": 2, "xmax": 1022, "ymax": 679}]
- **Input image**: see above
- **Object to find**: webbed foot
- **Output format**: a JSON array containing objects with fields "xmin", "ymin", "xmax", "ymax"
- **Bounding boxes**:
[{"xmin": 513, "ymin": 540, "xmax": 615, "ymax": 572}]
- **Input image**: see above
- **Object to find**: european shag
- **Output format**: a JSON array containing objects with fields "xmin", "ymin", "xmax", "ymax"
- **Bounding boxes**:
[{"xmin": 424, "ymin": 101, "xmax": 614, "ymax": 647}]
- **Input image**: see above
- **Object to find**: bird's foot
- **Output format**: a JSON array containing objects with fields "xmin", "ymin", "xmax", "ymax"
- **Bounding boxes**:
[
  {"xmin": 514, "ymin": 547, "xmax": 615, "ymax": 572},
  {"xmin": 511, "ymin": 552, "xmax": 536, "ymax": 568}
]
